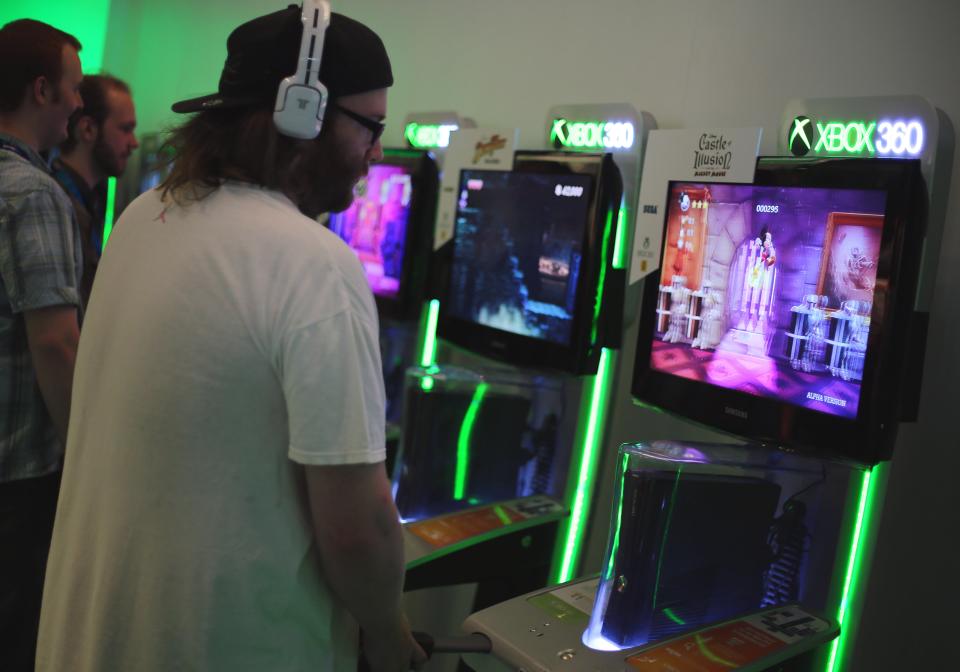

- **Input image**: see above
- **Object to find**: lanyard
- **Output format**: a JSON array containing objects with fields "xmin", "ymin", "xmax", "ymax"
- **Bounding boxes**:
[{"xmin": 0, "ymin": 140, "xmax": 37, "ymax": 166}]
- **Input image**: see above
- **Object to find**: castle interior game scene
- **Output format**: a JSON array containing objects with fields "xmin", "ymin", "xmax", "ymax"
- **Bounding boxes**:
[{"xmin": 651, "ymin": 183, "xmax": 888, "ymax": 419}]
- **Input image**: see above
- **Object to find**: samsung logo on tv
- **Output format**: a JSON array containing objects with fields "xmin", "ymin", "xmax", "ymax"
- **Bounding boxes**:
[
  {"xmin": 724, "ymin": 406, "xmax": 749, "ymax": 420},
  {"xmin": 756, "ymin": 204, "xmax": 779, "ymax": 213}
]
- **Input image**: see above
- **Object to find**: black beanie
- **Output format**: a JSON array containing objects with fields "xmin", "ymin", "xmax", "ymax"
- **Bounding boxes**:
[{"xmin": 172, "ymin": 4, "xmax": 392, "ymax": 113}]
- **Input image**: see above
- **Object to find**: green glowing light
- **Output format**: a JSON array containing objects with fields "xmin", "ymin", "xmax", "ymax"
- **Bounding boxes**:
[
  {"xmin": 825, "ymin": 464, "xmax": 887, "ymax": 672},
  {"xmin": 590, "ymin": 205, "xmax": 615, "ymax": 346},
  {"xmin": 492, "ymin": 505, "xmax": 512, "ymax": 526},
  {"xmin": 815, "ymin": 120, "xmax": 876, "ymax": 154},
  {"xmin": 650, "ymin": 468, "xmax": 682, "ymax": 610},
  {"xmin": 604, "ymin": 449, "xmax": 630, "ymax": 580},
  {"xmin": 550, "ymin": 118, "xmax": 568, "ymax": 146},
  {"xmin": 1, "ymin": 0, "xmax": 111, "ymax": 73},
  {"xmin": 555, "ymin": 348, "xmax": 615, "ymax": 583},
  {"xmin": 454, "ymin": 382, "xmax": 488, "ymax": 500},
  {"xmin": 420, "ymin": 376, "xmax": 434, "ymax": 392},
  {"xmin": 695, "ymin": 634, "xmax": 737, "ymax": 668},
  {"xmin": 404, "ymin": 122, "xmax": 458, "ymax": 149},
  {"xmin": 102, "ymin": 176, "xmax": 116, "ymax": 248},
  {"xmin": 663, "ymin": 608, "xmax": 686, "ymax": 626},
  {"xmin": 789, "ymin": 117, "xmax": 813, "ymax": 152},
  {"xmin": 550, "ymin": 118, "xmax": 635, "ymax": 150},
  {"xmin": 612, "ymin": 197, "xmax": 628, "ymax": 270},
  {"xmin": 420, "ymin": 299, "xmax": 440, "ymax": 367},
  {"xmin": 795, "ymin": 116, "xmax": 926, "ymax": 158}
]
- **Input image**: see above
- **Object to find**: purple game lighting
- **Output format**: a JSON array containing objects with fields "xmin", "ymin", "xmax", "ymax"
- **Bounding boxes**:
[
  {"xmin": 652, "ymin": 183, "xmax": 887, "ymax": 420},
  {"xmin": 328, "ymin": 163, "xmax": 414, "ymax": 299}
]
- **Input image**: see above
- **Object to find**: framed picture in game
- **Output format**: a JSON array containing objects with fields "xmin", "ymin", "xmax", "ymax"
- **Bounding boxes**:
[
  {"xmin": 817, "ymin": 212, "xmax": 884, "ymax": 307},
  {"xmin": 631, "ymin": 157, "xmax": 927, "ymax": 464}
]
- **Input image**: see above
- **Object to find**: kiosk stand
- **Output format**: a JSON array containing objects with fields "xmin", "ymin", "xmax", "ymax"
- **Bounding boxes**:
[{"xmin": 460, "ymin": 131, "xmax": 944, "ymax": 670}]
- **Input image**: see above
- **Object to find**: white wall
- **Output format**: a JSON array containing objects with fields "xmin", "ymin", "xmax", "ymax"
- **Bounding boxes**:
[{"xmin": 106, "ymin": 1, "xmax": 960, "ymax": 669}]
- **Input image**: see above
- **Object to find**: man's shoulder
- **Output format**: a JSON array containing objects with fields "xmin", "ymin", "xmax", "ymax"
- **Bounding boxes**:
[{"xmin": 0, "ymin": 154, "xmax": 72, "ymax": 209}]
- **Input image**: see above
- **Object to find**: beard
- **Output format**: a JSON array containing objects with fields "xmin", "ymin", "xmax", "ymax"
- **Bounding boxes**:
[
  {"xmin": 92, "ymin": 133, "xmax": 124, "ymax": 178},
  {"xmin": 293, "ymin": 133, "xmax": 366, "ymax": 219}
]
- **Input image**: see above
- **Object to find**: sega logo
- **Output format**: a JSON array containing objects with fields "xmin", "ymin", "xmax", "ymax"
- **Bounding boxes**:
[
  {"xmin": 756, "ymin": 204, "xmax": 779, "ymax": 214},
  {"xmin": 555, "ymin": 184, "xmax": 585, "ymax": 198}
]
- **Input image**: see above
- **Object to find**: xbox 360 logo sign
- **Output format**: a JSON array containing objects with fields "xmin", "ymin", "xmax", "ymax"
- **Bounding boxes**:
[{"xmin": 789, "ymin": 116, "xmax": 813, "ymax": 156}]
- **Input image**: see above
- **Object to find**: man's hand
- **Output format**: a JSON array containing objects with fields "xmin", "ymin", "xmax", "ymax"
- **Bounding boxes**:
[
  {"xmin": 361, "ymin": 613, "xmax": 427, "ymax": 672},
  {"xmin": 306, "ymin": 463, "xmax": 424, "ymax": 671}
]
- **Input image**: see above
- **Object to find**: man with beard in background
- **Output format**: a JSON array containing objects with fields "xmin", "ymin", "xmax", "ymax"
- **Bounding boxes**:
[{"xmin": 52, "ymin": 74, "xmax": 138, "ymax": 303}]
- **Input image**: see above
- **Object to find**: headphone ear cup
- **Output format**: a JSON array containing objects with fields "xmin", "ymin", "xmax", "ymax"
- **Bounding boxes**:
[{"xmin": 273, "ymin": 77, "xmax": 328, "ymax": 139}]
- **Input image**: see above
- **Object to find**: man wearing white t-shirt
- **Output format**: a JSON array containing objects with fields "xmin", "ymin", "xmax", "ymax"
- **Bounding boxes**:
[{"xmin": 36, "ymin": 5, "xmax": 425, "ymax": 672}]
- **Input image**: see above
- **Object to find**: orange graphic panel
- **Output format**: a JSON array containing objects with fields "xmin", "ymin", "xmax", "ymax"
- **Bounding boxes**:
[
  {"xmin": 408, "ymin": 506, "xmax": 526, "ymax": 548},
  {"xmin": 626, "ymin": 621, "xmax": 786, "ymax": 671}
]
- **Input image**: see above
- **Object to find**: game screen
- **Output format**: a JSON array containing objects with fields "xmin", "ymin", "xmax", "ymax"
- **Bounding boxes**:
[
  {"xmin": 651, "ymin": 182, "xmax": 887, "ymax": 419},
  {"xmin": 447, "ymin": 170, "xmax": 594, "ymax": 346},
  {"xmin": 328, "ymin": 163, "xmax": 414, "ymax": 298}
]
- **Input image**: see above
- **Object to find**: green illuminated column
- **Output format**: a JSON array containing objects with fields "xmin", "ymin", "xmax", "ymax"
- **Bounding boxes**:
[
  {"xmin": 102, "ymin": 176, "xmax": 117, "ymax": 248},
  {"xmin": 418, "ymin": 299, "xmax": 440, "ymax": 368},
  {"xmin": 823, "ymin": 462, "xmax": 890, "ymax": 672},
  {"xmin": 553, "ymin": 347, "xmax": 617, "ymax": 583},
  {"xmin": 454, "ymin": 382, "xmax": 489, "ymax": 501}
]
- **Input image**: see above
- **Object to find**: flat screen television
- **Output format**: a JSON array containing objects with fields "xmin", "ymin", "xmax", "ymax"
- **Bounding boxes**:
[
  {"xmin": 328, "ymin": 149, "xmax": 439, "ymax": 321},
  {"xmin": 438, "ymin": 152, "xmax": 622, "ymax": 374},
  {"xmin": 632, "ymin": 158, "xmax": 927, "ymax": 464}
]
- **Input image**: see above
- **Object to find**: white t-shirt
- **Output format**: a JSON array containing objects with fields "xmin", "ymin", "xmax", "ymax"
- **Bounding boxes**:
[{"xmin": 37, "ymin": 183, "xmax": 386, "ymax": 672}]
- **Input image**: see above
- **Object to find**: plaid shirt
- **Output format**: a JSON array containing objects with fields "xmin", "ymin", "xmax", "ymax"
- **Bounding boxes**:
[{"xmin": 0, "ymin": 132, "xmax": 83, "ymax": 482}]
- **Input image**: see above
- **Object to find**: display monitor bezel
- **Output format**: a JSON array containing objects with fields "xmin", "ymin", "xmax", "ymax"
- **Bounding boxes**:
[{"xmin": 631, "ymin": 157, "xmax": 927, "ymax": 464}]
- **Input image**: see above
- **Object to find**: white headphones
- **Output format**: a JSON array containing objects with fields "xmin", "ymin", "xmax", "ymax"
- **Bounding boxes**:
[{"xmin": 273, "ymin": 0, "xmax": 331, "ymax": 139}]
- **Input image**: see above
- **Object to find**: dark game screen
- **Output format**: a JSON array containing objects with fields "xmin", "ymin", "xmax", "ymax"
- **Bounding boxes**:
[
  {"xmin": 651, "ymin": 182, "xmax": 887, "ymax": 419},
  {"xmin": 447, "ymin": 170, "xmax": 593, "ymax": 346},
  {"xmin": 328, "ymin": 163, "xmax": 414, "ymax": 298}
]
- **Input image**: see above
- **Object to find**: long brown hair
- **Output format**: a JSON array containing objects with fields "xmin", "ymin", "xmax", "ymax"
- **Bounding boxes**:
[{"xmin": 158, "ymin": 105, "xmax": 324, "ymax": 207}]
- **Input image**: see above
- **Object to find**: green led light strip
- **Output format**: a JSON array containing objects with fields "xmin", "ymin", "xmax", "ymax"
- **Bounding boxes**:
[
  {"xmin": 650, "ymin": 467, "xmax": 682, "ymax": 610},
  {"xmin": 824, "ymin": 463, "xmax": 887, "ymax": 672},
  {"xmin": 555, "ymin": 347, "xmax": 615, "ymax": 583},
  {"xmin": 102, "ymin": 176, "xmax": 117, "ymax": 248},
  {"xmin": 604, "ymin": 449, "xmax": 630, "ymax": 579},
  {"xmin": 663, "ymin": 608, "xmax": 686, "ymax": 626},
  {"xmin": 612, "ymin": 198, "xmax": 628, "ymax": 270},
  {"xmin": 454, "ymin": 382, "xmax": 488, "ymax": 500},
  {"xmin": 590, "ymin": 205, "xmax": 616, "ymax": 345},
  {"xmin": 492, "ymin": 504, "xmax": 512, "ymax": 526},
  {"xmin": 420, "ymin": 299, "xmax": 440, "ymax": 368}
]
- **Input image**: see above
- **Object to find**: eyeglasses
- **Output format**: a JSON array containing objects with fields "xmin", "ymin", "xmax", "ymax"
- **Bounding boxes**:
[{"xmin": 329, "ymin": 101, "xmax": 385, "ymax": 146}]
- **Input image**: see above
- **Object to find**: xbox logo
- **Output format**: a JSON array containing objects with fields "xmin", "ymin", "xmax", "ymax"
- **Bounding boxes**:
[{"xmin": 789, "ymin": 116, "xmax": 813, "ymax": 156}]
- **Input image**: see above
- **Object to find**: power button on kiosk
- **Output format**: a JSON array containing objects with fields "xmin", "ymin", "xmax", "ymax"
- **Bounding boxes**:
[{"xmin": 558, "ymin": 649, "xmax": 576, "ymax": 661}]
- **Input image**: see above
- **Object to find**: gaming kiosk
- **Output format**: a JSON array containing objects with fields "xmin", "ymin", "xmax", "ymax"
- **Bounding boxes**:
[
  {"xmin": 395, "ymin": 150, "xmax": 625, "ymax": 605},
  {"xmin": 462, "ymin": 155, "xmax": 933, "ymax": 671}
]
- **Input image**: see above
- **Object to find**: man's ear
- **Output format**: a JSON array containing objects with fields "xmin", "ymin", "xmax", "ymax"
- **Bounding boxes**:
[
  {"xmin": 75, "ymin": 115, "xmax": 98, "ymax": 145},
  {"xmin": 32, "ymin": 76, "xmax": 50, "ymax": 105}
]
